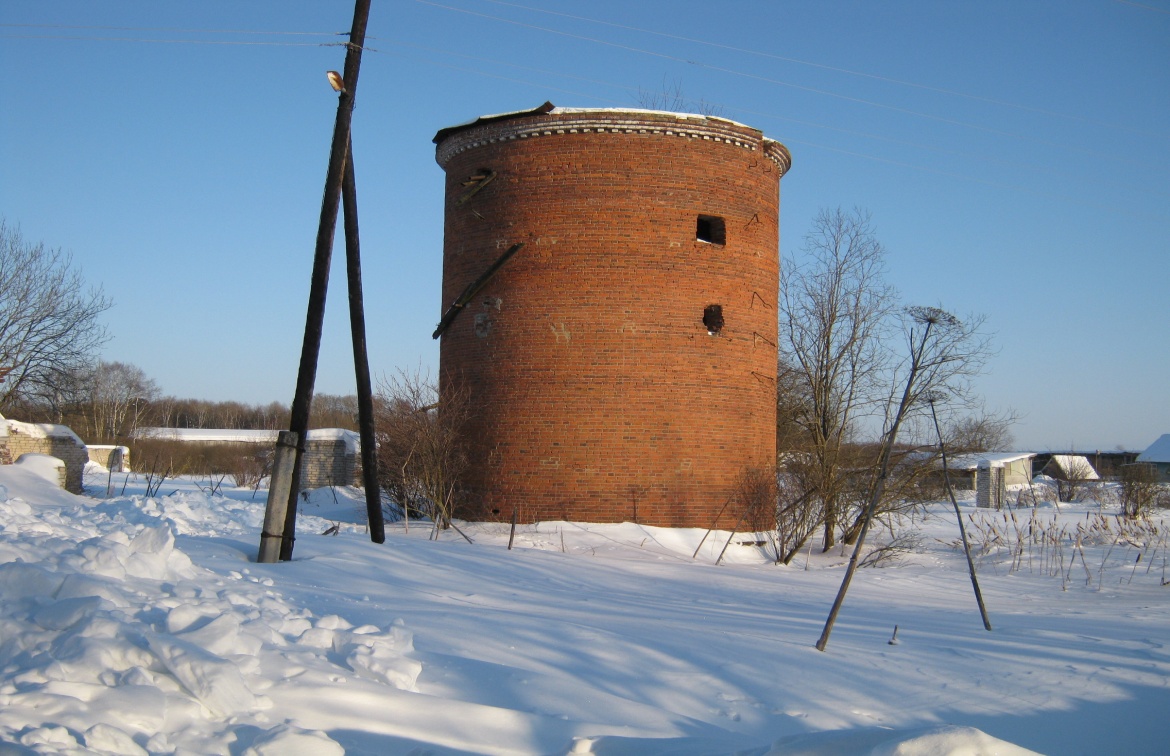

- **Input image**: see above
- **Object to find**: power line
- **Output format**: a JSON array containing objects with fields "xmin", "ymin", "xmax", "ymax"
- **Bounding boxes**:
[
  {"xmin": 410, "ymin": 0, "xmax": 1161, "ymax": 165},
  {"xmin": 5, "ymin": 8, "xmax": 1160, "ymax": 205},
  {"xmin": 373, "ymin": 37, "xmax": 637, "ymax": 98},
  {"xmin": 473, "ymin": 0, "xmax": 1120, "ymax": 130},
  {"xmin": 376, "ymin": 36, "xmax": 1159, "ymax": 190},
  {"xmin": 0, "ymin": 33, "xmax": 341, "ymax": 48},
  {"xmin": 444, "ymin": 0, "xmax": 1163, "ymax": 139},
  {"xmin": 363, "ymin": 38, "xmax": 1164, "ymax": 204},
  {"xmin": 0, "ymin": 22, "xmax": 346, "ymax": 48},
  {"xmin": 781, "ymin": 137, "xmax": 1158, "ymax": 220},
  {"xmin": 0, "ymin": 23, "xmax": 344, "ymax": 37},
  {"xmin": 1115, "ymin": 0, "xmax": 1170, "ymax": 14},
  {"xmin": 368, "ymin": 44, "xmax": 626, "ymax": 106}
]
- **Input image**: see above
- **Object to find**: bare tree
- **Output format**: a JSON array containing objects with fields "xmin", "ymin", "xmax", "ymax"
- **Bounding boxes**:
[
  {"xmin": 1045, "ymin": 455, "xmax": 1097, "ymax": 503},
  {"xmin": 817, "ymin": 305, "xmax": 992, "ymax": 651},
  {"xmin": 374, "ymin": 370, "xmax": 470, "ymax": 531},
  {"xmin": 1119, "ymin": 464, "xmax": 1162, "ymax": 519},
  {"xmin": 946, "ymin": 407, "xmax": 1018, "ymax": 453},
  {"xmin": 778, "ymin": 208, "xmax": 897, "ymax": 552},
  {"xmin": 0, "ymin": 221, "xmax": 111, "ymax": 407},
  {"xmin": 84, "ymin": 360, "xmax": 160, "ymax": 441},
  {"xmin": 774, "ymin": 468, "xmax": 824, "ymax": 564}
]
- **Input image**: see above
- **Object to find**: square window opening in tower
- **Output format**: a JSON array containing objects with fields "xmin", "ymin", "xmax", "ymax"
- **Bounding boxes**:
[
  {"xmin": 703, "ymin": 304, "xmax": 724, "ymax": 335},
  {"xmin": 696, "ymin": 215, "xmax": 726, "ymax": 245}
]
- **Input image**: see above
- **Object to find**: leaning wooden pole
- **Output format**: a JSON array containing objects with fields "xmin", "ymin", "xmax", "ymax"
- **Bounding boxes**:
[
  {"xmin": 929, "ymin": 398, "xmax": 992, "ymax": 631},
  {"xmin": 280, "ymin": 0, "xmax": 372, "ymax": 561},
  {"xmin": 341, "ymin": 141, "xmax": 385, "ymax": 544},
  {"xmin": 815, "ymin": 319, "xmax": 933, "ymax": 651},
  {"xmin": 432, "ymin": 243, "xmax": 524, "ymax": 339}
]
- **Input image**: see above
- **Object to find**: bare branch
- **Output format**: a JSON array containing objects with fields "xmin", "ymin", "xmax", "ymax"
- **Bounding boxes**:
[{"xmin": 0, "ymin": 221, "xmax": 111, "ymax": 408}]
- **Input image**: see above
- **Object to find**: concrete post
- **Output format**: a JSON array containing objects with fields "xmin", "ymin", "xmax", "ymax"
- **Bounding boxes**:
[
  {"xmin": 976, "ymin": 459, "xmax": 992, "ymax": 509},
  {"xmin": 259, "ymin": 431, "xmax": 299, "ymax": 563}
]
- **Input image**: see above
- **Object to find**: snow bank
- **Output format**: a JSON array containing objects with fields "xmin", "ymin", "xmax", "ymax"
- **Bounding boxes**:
[
  {"xmin": 3, "ymin": 463, "xmax": 1168, "ymax": 754},
  {"xmin": 0, "ymin": 468, "xmax": 420, "ymax": 754},
  {"xmin": 13, "ymin": 453, "xmax": 65, "ymax": 486},
  {"xmin": 763, "ymin": 724, "xmax": 1041, "ymax": 755}
]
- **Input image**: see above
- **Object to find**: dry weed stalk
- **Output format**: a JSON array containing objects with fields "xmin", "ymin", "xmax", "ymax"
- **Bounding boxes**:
[{"xmin": 957, "ymin": 507, "xmax": 1165, "ymax": 589}]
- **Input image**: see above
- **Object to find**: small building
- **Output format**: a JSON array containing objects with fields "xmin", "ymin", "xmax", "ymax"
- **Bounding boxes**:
[
  {"xmin": 1136, "ymin": 434, "xmax": 1170, "ymax": 483},
  {"xmin": 929, "ymin": 452, "xmax": 1034, "ymax": 509},
  {"xmin": 1040, "ymin": 454, "xmax": 1100, "ymax": 482},
  {"xmin": 1037, "ymin": 454, "xmax": 1101, "ymax": 503},
  {"xmin": 1030, "ymin": 450, "xmax": 1138, "ymax": 480},
  {"xmin": 940, "ymin": 452, "xmax": 1036, "ymax": 491}
]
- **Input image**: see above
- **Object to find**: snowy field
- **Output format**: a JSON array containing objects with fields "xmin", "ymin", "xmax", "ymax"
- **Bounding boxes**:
[{"xmin": 1, "ymin": 462, "xmax": 1168, "ymax": 755}]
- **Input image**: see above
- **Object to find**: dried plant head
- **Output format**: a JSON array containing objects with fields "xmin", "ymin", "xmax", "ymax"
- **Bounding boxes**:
[{"xmin": 907, "ymin": 305, "xmax": 960, "ymax": 328}]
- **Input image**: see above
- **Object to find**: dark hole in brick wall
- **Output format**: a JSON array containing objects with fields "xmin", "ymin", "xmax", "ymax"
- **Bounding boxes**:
[
  {"xmin": 703, "ymin": 304, "xmax": 724, "ymax": 335},
  {"xmin": 696, "ymin": 215, "xmax": 726, "ymax": 245}
]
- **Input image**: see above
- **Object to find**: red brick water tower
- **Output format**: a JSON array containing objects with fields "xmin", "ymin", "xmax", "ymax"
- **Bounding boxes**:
[{"xmin": 433, "ymin": 103, "xmax": 791, "ymax": 527}]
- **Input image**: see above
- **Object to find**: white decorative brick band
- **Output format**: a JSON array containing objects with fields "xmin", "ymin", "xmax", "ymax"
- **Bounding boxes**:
[{"xmin": 436, "ymin": 111, "xmax": 792, "ymax": 175}]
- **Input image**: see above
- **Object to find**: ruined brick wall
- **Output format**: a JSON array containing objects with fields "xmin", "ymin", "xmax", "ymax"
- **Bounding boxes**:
[
  {"xmin": 5, "ymin": 421, "xmax": 89, "ymax": 493},
  {"xmin": 434, "ymin": 107, "xmax": 791, "ymax": 527},
  {"xmin": 87, "ymin": 445, "xmax": 130, "ymax": 472},
  {"xmin": 301, "ymin": 438, "xmax": 357, "ymax": 489}
]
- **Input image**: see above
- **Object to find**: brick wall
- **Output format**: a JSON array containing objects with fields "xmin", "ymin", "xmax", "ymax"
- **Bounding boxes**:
[
  {"xmin": 5, "ymin": 420, "xmax": 88, "ymax": 493},
  {"xmin": 87, "ymin": 445, "xmax": 130, "ymax": 472},
  {"xmin": 301, "ymin": 438, "xmax": 358, "ymax": 488},
  {"xmin": 976, "ymin": 462, "xmax": 1006, "ymax": 509},
  {"xmin": 434, "ymin": 108, "xmax": 791, "ymax": 527}
]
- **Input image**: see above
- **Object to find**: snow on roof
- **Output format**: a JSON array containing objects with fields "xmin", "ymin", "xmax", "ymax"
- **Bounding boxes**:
[
  {"xmin": 134, "ymin": 427, "xmax": 279, "ymax": 443},
  {"xmin": 1137, "ymin": 434, "xmax": 1170, "ymax": 464},
  {"xmin": 304, "ymin": 428, "xmax": 359, "ymax": 452},
  {"xmin": 1046, "ymin": 454, "xmax": 1100, "ymax": 480},
  {"xmin": 433, "ymin": 101, "xmax": 757, "ymax": 145},
  {"xmin": 549, "ymin": 106, "xmax": 752, "ymax": 130},
  {"xmin": 903, "ymin": 451, "xmax": 1034, "ymax": 471},
  {"xmin": 433, "ymin": 101, "xmax": 555, "ymax": 144},
  {"xmin": 943, "ymin": 452, "xmax": 1035, "ymax": 470},
  {"xmin": 132, "ymin": 427, "xmax": 359, "ymax": 452},
  {"xmin": 6, "ymin": 419, "xmax": 83, "ymax": 444}
]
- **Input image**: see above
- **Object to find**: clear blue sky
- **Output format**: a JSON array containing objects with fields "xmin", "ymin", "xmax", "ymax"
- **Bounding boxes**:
[{"xmin": 1, "ymin": 1, "xmax": 1166, "ymax": 451}]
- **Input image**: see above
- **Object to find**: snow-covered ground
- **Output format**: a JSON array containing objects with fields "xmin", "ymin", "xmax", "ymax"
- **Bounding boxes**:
[{"xmin": 1, "ymin": 464, "xmax": 1167, "ymax": 755}]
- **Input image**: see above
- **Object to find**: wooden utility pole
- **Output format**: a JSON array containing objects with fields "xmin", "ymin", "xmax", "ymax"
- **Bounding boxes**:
[
  {"xmin": 278, "ymin": 0, "xmax": 373, "ymax": 561},
  {"xmin": 342, "ymin": 141, "xmax": 385, "ymax": 544}
]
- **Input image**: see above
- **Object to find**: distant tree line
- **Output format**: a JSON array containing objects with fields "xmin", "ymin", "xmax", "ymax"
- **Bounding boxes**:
[{"xmin": 4, "ymin": 363, "xmax": 360, "ymax": 444}]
